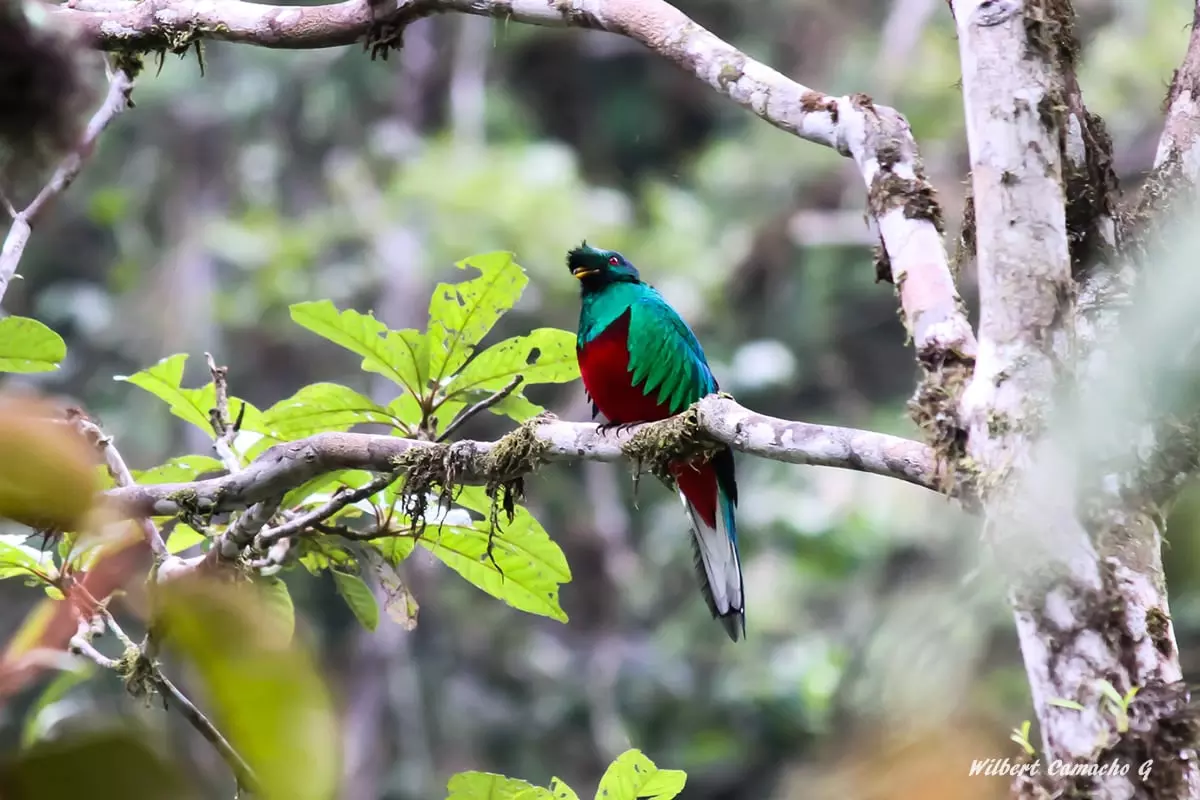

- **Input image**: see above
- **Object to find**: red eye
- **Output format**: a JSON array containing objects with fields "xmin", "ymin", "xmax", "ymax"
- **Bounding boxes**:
[{"xmin": 608, "ymin": 256, "xmax": 620, "ymax": 266}]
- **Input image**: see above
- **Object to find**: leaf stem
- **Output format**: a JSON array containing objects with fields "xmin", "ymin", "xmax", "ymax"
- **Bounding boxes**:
[{"xmin": 437, "ymin": 376, "xmax": 524, "ymax": 443}]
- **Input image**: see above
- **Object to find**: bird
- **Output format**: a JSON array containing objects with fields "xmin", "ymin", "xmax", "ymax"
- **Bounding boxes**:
[{"xmin": 567, "ymin": 242, "xmax": 745, "ymax": 641}]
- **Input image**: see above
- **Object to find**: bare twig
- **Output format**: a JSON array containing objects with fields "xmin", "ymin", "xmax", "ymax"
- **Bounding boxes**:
[
  {"xmin": 0, "ymin": 65, "xmax": 134, "ymax": 303},
  {"xmin": 71, "ymin": 412, "xmax": 168, "ymax": 558},
  {"xmin": 205, "ymin": 352, "xmax": 243, "ymax": 473},
  {"xmin": 436, "ymin": 376, "xmax": 523, "ymax": 443}
]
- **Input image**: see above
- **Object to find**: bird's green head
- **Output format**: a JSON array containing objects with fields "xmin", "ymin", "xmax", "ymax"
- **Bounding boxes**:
[{"xmin": 566, "ymin": 242, "xmax": 640, "ymax": 292}]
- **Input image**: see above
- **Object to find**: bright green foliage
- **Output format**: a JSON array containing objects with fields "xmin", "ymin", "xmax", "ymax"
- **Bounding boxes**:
[
  {"xmin": 444, "ymin": 750, "xmax": 684, "ymax": 800},
  {"xmin": 133, "ymin": 455, "xmax": 226, "ymax": 485},
  {"xmin": 332, "ymin": 570, "xmax": 379, "ymax": 631},
  {"xmin": 0, "ymin": 534, "xmax": 54, "ymax": 579},
  {"xmin": 428, "ymin": 251, "xmax": 528, "ymax": 383},
  {"xmin": 445, "ymin": 772, "xmax": 545, "ymax": 800},
  {"xmin": 257, "ymin": 576, "xmax": 296, "ymax": 643},
  {"xmin": 419, "ymin": 486, "xmax": 571, "ymax": 622},
  {"xmin": 290, "ymin": 300, "xmax": 429, "ymax": 395},
  {"xmin": 166, "ymin": 523, "xmax": 207, "ymax": 554},
  {"xmin": 260, "ymin": 383, "xmax": 399, "ymax": 439},
  {"xmin": 0, "ymin": 316, "xmax": 66, "ymax": 373},
  {"xmin": 595, "ymin": 749, "xmax": 687, "ymax": 800},
  {"xmin": 116, "ymin": 354, "xmax": 265, "ymax": 441}
]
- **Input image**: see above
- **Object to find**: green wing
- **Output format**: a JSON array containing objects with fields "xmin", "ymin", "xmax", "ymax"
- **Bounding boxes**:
[{"xmin": 626, "ymin": 288, "xmax": 718, "ymax": 415}]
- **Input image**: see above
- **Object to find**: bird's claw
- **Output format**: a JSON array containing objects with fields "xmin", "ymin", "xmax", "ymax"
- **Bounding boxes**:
[{"xmin": 597, "ymin": 421, "xmax": 641, "ymax": 436}]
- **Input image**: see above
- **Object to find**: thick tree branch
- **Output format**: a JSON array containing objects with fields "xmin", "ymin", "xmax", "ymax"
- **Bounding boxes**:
[
  {"xmin": 0, "ymin": 64, "xmax": 132, "ymax": 303},
  {"xmin": 60, "ymin": 0, "xmax": 977, "ymax": 462},
  {"xmin": 105, "ymin": 396, "xmax": 939, "ymax": 519}
]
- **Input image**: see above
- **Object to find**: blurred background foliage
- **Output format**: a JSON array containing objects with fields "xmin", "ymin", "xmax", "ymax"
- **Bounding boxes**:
[{"xmin": 0, "ymin": 0, "xmax": 1197, "ymax": 797}]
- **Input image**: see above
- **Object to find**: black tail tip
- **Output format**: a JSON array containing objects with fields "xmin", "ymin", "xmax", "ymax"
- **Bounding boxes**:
[{"xmin": 719, "ymin": 611, "xmax": 746, "ymax": 643}]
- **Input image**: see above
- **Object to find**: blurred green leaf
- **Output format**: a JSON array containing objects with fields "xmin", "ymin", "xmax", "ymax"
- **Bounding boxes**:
[
  {"xmin": 261, "ymin": 382, "xmax": 398, "ymax": 439},
  {"xmin": 386, "ymin": 392, "xmax": 423, "ymax": 430},
  {"xmin": 427, "ymin": 251, "xmax": 527, "ymax": 384},
  {"xmin": 289, "ymin": 301, "xmax": 428, "ymax": 395},
  {"xmin": 0, "ymin": 317, "xmax": 66, "ymax": 373},
  {"xmin": 445, "ymin": 772, "xmax": 545, "ymax": 800},
  {"xmin": 446, "ymin": 328, "xmax": 579, "ymax": 397},
  {"xmin": 371, "ymin": 535, "xmax": 417, "ymax": 565},
  {"xmin": 159, "ymin": 579, "xmax": 338, "ymax": 800},
  {"xmin": 166, "ymin": 523, "xmax": 206, "ymax": 555},
  {"xmin": 418, "ymin": 491, "xmax": 570, "ymax": 622},
  {"xmin": 0, "ymin": 535, "xmax": 52, "ymax": 579},
  {"xmin": 133, "ymin": 455, "xmax": 226, "ymax": 485},
  {"xmin": 20, "ymin": 664, "xmax": 95, "ymax": 749},
  {"xmin": 0, "ymin": 729, "xmax": 197, "ymax": 800},
  {"xmin": 332, "ymin": 570, "xmax": 379, "ymax": 631},
  {"xmin": 257, "ymin": 576, "xmax": 295, "ymax": 642},
  {"xmin": 595, "ymin": 749, "xmax": 686, "ymax": 800}
]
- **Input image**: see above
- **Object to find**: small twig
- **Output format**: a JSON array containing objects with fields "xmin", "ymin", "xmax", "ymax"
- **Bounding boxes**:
[
  {"xmin": 437, "ymin": 376, "xmax": 524, "ymax": 443},
  {"xmin": 0, "ymin": 65, "xmax": 134, "ymax": 304},
  {"xmin": 255, "ymin": 471, "xmax": 401, "ymax": 548},
  {"xmin": 95, "ymin": 599, "xmax": 259, "ymax": 792},
  {"xmin": 68, "ymin": 616, "xmax": 119, "ymax": 669},
  {"xmin": 205, "ymin": 352, "xmax": 242, "ymax": 473},
  {"xmin": 70, "ymin": 411, "xmax": 168, "ymax": 558}
]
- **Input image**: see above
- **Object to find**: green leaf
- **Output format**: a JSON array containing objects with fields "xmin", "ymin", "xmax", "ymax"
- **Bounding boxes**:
[
  {"xmin": 479, "ymin": 391, "xmax": 544, "ymax": 425},
  {"xmin": 595, "ymin": 750, "xmax": 687, "ymax": 800},
  {"xmin": 0, "ymin": 534, "xmax": 52, "ymax": 579},
  {"xmin": 158, "ymin": 580, "xmax": 337, "ymax": 800},
  {"xmin": 133, "ymin": 455, "xmax": 226, "ymax": 485},
  {"xmin": 289, "ymin": 301, "xmax": 428, "ymax": 395},
  {"xmin": 386, "ymin": 392, "xmax": 423, "ymax": 430},
  {"xmin": 166, "ymin": 523, "xmax": 207, "ymax": 555},
  {"xmin": 261, "ymin": 382, "xmax": 397, "ymax": 439},
  {"xmin": 446, "ymin": 772, "xmax": 545, "ymax": 800},
  {"xmin": 116, "ymin": 354, "xmax": 265, "ymax": 440},
  {"xmin": 427, "ymin": 251, "xmax": 527, "ymax": 384},
  {"xmin": 372, "ymin": 536, "xmax": 417, "ymax": 565},
  {"xmin": 418, "ymin": 492, "xmax": 571, "ymax": 622},
  {"xmin": 446, "ymin": 328, "xmax": 579, "ymax": 397},
  {"xmin": 21, "ymin": 663, "xmax": 94, "ymax": 748},
  {"xmin": 0, "ymin": 316, "xmax": 66, "ymax": 373},
  {"xmin": 546, "ymin": 778, "xmax": 579, "ymax": 800},
  {"xmin": 258, "ymin": 576, "xmax": 296, "ymax": 643},
  {"xmin": 332, "ymin": 570, "xmax": 379, "ymax": 631}
]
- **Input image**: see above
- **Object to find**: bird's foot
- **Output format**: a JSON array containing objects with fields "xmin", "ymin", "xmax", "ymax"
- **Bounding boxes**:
[{"xmin": 597, "ymin": 420, "xmax": 642, "ymax": 436}]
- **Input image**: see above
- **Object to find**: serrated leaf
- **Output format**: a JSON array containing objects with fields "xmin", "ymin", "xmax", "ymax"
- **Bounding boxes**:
[
  {"xmin": 261, "ymin": 382, "xmax": 397, "ymax": 439},
  {"xmin": 0, "ymin": 317, "xmax": 66, "ymax": 373},
  {"xmin": 289, "ymin": 301, "xmax": 428, "ymax": 394},
  {"xmin": 446, "ymin": 771, "xmax": 544, "ymax": 800},
  {"xmin": 0, "ymin": 534, "xmax": 52, "ymax": 579},
  {"xmin": 166, "ymin": 523, "xmax": 206, "ymax": 555},
  {"xmin": 595, "ymin": 750, "xmax": 686, "ymax": 800},
  {"xmin": 427, "ymin": 251, "xmax": 527, "ymax": 384},
  {"xmin": 446, "ymin": 328, "xmax": 579, "ymax": 397},
  {"xmin": 133, "ymin": 455, "xmax": 226, "ymax": 485},
  {"xmin": 418, "ymin": 497, "xmax": 570, "ymax": 622},
  {"xmin": 332, "ymin": 570, "xmax": 379, "ymax": 631}
]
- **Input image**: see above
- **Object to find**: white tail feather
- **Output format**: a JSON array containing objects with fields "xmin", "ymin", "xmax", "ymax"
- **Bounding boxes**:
[{"xmin": 677, "ymin": 489, "xmax": 745, "ymax": 636}]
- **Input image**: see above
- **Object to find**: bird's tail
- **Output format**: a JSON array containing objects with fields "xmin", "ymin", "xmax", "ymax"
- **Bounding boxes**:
[{"xmin": 672, "ymin": 452, "xmax": 745, "ymax": 641}]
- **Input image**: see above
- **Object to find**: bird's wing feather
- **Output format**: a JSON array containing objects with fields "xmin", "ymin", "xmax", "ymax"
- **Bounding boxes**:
[{"xmin": 626, "ymin": 289, "xmax": 717, "ymax": 416}]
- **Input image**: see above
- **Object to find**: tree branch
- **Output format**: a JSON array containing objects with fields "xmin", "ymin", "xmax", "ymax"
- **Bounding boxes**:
[
  {"xmin": 70, "ymin": 411, "xmax": 168, "ymax": 558},
  {"xmin": 0, "ymin": 64, "xmax": 133, "ymax": 304},
  {"xmin": 60, "ymin": 0, "xmax": 977, "ymax": 461},
  {"xmin": 437, "ymin": 375, "xmax": 523, "ymax": 443},
  {"xmin": 105, "ymin": 396, "xmax": 940, "ymax": 519}
]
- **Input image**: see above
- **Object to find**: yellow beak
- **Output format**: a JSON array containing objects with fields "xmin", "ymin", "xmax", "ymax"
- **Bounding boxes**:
[{"xmin": 572, "ymin": 269, "xmax": 598, "ymax": 280}]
